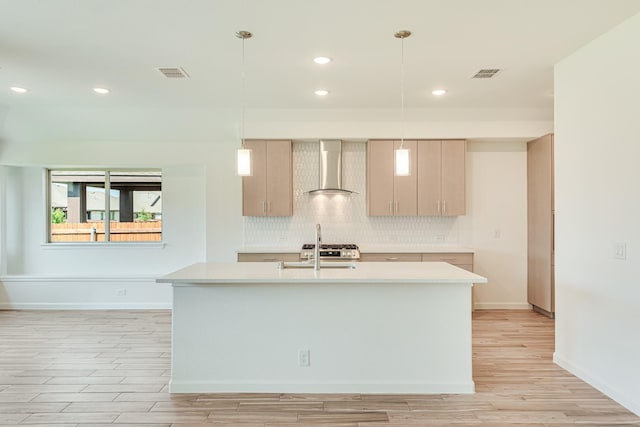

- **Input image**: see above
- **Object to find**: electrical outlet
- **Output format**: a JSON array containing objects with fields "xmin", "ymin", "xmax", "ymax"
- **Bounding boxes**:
[
  {"xmin": 614, "ymin": 243, "xmax": 627, "ymax": 260},
  {"xmin": 116, "ymin": 288, "xmax": 127, "ymax": 296},
  {"xmin": 298, "ymin": 349, "xmax": 310, "ymax": 367}
]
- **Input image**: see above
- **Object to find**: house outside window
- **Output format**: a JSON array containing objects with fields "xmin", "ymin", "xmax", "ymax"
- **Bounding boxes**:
[{"xmin": 48, "ymin": 169, "xmax": 162, "ymax": 243}]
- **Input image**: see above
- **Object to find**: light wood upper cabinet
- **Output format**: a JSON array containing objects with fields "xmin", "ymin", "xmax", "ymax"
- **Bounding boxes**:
[
  {"xmin": 367, "ymin": 140, "xmax": 394, "ymax": 216},
  {"xmin": 367, "ymin": 140, "xmax": 417, "ymax": 216},
  {"xmin": 393, "ymin": 140, "xmax": 418, "ymax": 216},
  {"xmin": 440, "ymin": 140, "xmax": 466, "ymax": 216},
  {"xmin": 368, "ymin": 139, "xmax": 466, "ymax": 217},
  {"xmin": 417, "ymin": 139, "xmax": 466, "ymax": 216},
  {"xmin": 417, "ymin": 140, "xmax": 442, "ymax": 215},
  {"xmin": 242, "ymin": 139, "xmax": 292, "ymax": 217}
]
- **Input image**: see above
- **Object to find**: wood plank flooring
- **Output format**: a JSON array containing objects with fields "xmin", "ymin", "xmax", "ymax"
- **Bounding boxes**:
[{"xmin": 0, "ymin": 309, "xmax": 638, "ymax": 426}]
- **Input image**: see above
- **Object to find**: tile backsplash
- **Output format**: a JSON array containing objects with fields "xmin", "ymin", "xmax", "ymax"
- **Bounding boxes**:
[{"xmin": 243, "ymin": 141, "xmax": 459, "ymax": 247}]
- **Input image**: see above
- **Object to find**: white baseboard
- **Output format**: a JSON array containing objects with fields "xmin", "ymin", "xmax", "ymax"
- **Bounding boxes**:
[
  {"xmin": 554, "ymin": 352, "xmax": 640, "ymax": 417},
  {"xmin": 0, "ymin": 302, "xmax": 171, "ymax": 310},
  {"xmin": 473, "ymin": 302, "xmax": 532, "ymax": 310},
  {"xmin": 0, "ymin": 275, "xmax": 172, "ymax": 310},
  {"xmin": 169, "ymin": 380, "xmax": 475, "ymax": 394}
]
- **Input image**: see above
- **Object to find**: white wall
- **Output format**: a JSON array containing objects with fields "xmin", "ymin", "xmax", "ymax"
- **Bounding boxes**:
[
  {"xmin": 0, "ymin": 143, "xmax": 212, "ymax": 308},
  {"xmin": 459, "ymin": 142, "xmax": 528, "ymax": 309},
  {"xmin": 554, "ymin": 13, "xmax": 640, "ymax": 416}
]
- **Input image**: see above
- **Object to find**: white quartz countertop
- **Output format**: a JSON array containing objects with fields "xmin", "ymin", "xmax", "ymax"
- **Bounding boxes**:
[
  {"xmin": 157, "ymin": 262, "xmax": 487, "ymax": 285},
  {"xmin": 236, "ymin": 245, "xmax": 474, "ymax": 254}
]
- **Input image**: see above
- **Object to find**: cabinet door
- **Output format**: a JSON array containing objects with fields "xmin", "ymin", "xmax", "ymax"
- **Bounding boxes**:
[
  {"xmin": 242, "ymin": 140, "xmax": 267, "ymax": 216},
  {"xmin": 360, "ymin": 253, "xmax": 422, "ymax": 262},
  {"xmin": 367, "ymin": 140, "xmax": 394, "ymax": 216},
  {"xmin": 417, "ymin": 140, "xmax": 442, "ymax": 215},
  {"xmin": 422, "ymin": 253, "xmax": 473, "ymax": 266},
  {"xmin": 265, "ymin": 140, "xmax": 292, "ymax": 216},
  {"xmin": 238, "ymin": 253, "xmax": 300, "ymax": 262},
  {"xmin": 393, "ymin": 140, "xmax": 418, "ymax": 215},
  {"xmin": 527, "ymin": 134, "xmax": 554, "ymax": 313},
  {"xmin": 441, "ymin": 140, "xmax": 466, "ymax": 216}
]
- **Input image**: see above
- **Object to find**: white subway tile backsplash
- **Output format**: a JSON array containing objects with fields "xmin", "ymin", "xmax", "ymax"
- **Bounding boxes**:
[{"xmin": 243, "ymin": 141, "xmax": 459, "ymax": 247}]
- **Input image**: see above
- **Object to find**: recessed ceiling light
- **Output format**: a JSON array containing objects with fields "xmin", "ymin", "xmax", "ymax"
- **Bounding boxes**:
[
  {"xmin": 10, "ymin": 86, "xmax": 28, "ymax": 93},
  {"xmin": 432, "ymin": 89, "xmax": 447, "ymax": 96},
  {"xmin": 313, "ymin": 56, "xmax": 332, "ymax": 65},
  {"xmin": 93, "ymin": 87, "xmax": 110, "ymax": 94},
  {"xmin": 314, "ymin": 89, "xmax": 329, "ymax": 96}
]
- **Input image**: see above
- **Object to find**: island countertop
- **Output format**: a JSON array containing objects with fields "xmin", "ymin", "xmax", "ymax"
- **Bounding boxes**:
[{"xmin": 157, "ymin": 261, "xmax": 488, "ymax": 285}]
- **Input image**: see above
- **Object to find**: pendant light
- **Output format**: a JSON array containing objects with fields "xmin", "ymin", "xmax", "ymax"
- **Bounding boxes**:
[
  {"xmin": 394, "ymin": 30, "xmax": 411, "ymax": 176},
  {"xmin": 236, "ymin": 30, "xmax": 253, "ymax": 176}
]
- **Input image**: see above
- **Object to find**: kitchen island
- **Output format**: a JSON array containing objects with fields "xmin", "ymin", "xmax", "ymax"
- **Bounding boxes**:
[{"xmin": 158, "ymin": 261, "xmax": 487, "ymax": 394}]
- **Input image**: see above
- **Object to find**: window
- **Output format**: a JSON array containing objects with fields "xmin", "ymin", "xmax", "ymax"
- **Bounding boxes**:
[{"xmin": 48, "ymin": 169, "xmax": 162, "ymax": 243}]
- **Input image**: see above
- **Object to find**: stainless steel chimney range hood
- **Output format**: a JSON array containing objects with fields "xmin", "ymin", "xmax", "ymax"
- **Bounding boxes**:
[{"xmin": 307, "ymin": 140, "xmax": 358, "ymax": 195}]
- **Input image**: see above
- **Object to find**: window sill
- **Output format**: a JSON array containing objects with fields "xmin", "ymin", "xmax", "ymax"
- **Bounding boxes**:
[{"xmin": 40, "ymin": 242, "xmax": 166, "ymax": 249}]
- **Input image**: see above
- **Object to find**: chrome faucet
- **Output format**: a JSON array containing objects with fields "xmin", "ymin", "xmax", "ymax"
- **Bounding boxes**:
[{"xmin": 314, "ymin": 223, "xmax": 322, "ymax": 270}]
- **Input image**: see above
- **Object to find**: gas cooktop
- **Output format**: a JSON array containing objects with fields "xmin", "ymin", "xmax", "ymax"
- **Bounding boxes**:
[{"xmin": 300, "ymin": 243, "xmax": 360, "ymax": 260}]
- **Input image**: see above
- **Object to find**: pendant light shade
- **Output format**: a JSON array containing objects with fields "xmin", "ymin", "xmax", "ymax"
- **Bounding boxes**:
[
  {"xmin": 236, "ymin": 30, "xmax": 253, "ymax": 176},
  {"xmin": 395, "ymin": 147, "xmax": 410, "ymax": 176},
  {"xmin": 394, "ymin": 30, "xmax": 411, "ymax": 176},
  {"xmin": 237, "ymin": 148, "xmax": 252, "ymax": 176}
]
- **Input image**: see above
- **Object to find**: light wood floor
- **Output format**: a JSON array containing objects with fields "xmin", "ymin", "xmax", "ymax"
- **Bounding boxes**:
[{"xmin": 0, "ymin": 309, "xmax": 638, "ymax": 426}]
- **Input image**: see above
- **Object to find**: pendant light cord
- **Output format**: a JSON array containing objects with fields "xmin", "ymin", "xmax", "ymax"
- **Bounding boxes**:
[
  {"xmin": 236, "ymin": 30, "xmax": 252, "ymax": 148},
  {"xmin": 394, "ymin": 30, "xmax": 411, "ymax": 149},
  {"xmin": 400, "ymin": 35, "xmax": 405, "ymax": 150},
  {"xmin": 241, "ymin": 36, "xmax": 246, "ymax": 149}
]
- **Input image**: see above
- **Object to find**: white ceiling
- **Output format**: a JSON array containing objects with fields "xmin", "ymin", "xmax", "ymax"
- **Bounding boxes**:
[{"xmin": 0, "ymin": 0, "xmax": 639, "ymax": 112}]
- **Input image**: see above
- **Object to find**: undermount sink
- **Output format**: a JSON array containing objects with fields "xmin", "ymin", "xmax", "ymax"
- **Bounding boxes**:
[{"xmin": 278, "ymin": 261, "xmax": 357, "ymax": 269}]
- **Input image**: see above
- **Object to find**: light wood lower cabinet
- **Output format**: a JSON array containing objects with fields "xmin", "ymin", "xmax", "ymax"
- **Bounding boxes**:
[
  {"xmin": 237, "ymin": 253, "xmax": 300, "ymax": 262},
  {"xmin": 360, "ymin": 252, "xmax": 473, "ymax": 271},
  {"xmin": 421, "ymin": 253, "xmax": 473, "ymax": 271},
  {"xmin": 359, "ymin": 253, "xmax": 422, "ymax": 262}
]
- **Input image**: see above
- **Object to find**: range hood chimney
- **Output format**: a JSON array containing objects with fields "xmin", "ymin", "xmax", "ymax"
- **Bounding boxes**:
[{"xmin": 307, "ymin": 140, "xmax": 357, "ymax": 195}]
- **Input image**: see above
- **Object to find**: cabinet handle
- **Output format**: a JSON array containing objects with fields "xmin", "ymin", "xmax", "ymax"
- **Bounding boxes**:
[
  {"xmin": 386, "ymin": 257, "xmax": 399, "ymax": 261},
  {"xmin": 263, "ymin": 258, "xmax": 276, "ymax": 261},
  {"xmin": 437, "ymin": 200, "xmax": 441, "ymax": 214},
  {"xmin": 443, "ymin": 200, "xmax": 447, "ymax": 214},
  {"xmin": 262, "ymin": 201, "xmax": 266, "ymax": 214},
  {"xmin": 395, "ymin": 200, "xmax": 399, "ymax": 214},
  {"xmin": 389, "ymin": 201, "xmax": 393, "ymax": 215}
]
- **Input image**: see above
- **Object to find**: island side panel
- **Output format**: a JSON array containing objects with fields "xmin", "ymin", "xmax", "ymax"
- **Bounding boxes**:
[{"xmin": 171, "ymin": 281, "xmax": 473, "ymax": 393}]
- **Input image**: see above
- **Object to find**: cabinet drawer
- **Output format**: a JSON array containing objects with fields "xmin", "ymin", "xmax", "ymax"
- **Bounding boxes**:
[
  {"xmin": 237, "ymin": 253, "xmax": 300, "ymax": 262},
  {"xmin": 421, "ymin": 253, "xmax": 473, "ymax": 265},
  {"xmin": 360, "ymin": 253, "xmax": 422, "ymax": 262}
]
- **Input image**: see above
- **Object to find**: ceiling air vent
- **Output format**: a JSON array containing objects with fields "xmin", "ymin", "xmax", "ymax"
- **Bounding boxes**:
[
  {"xmin": 156, "ymin": 67, "xmax": 190, "ymax": 78},
  {"xmin": 472, "ymin": 68, "xmax": 501, "ymax": 79}
]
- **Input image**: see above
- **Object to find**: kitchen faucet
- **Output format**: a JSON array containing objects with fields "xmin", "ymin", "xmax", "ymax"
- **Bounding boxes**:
[{"xmin": 314, "ymin": 223, "xmax": 322, "ymax": 270}]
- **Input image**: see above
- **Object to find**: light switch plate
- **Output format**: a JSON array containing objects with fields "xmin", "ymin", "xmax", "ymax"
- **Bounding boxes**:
[{"xmin": 614, "ymin": 243, "xmax": 627, "ymax": 260}]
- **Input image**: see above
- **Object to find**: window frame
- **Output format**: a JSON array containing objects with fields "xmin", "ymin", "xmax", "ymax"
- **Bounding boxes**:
[{"xmin": 45, "ymin": 168, "xmax": 163, "ymax": 244}]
